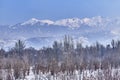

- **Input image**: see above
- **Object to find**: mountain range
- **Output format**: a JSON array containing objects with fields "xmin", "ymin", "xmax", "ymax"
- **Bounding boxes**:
[{"xmin": 0, "ymin": 16, "xmax": 120, "ymax": 49}]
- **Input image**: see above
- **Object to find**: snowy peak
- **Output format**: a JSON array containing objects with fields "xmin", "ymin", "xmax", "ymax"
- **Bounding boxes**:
[
  {"xmin": 31, "ymin": 18, "xmax": 38, "ymax": 21},
  {"xmin": 40, "ymin": 20, "xmax": 54, "ymax": 25},
  {"xmin": 54, "ymin": 18, "xmax": 81, "ymax": 28},
  {"xmin": 21, "ymin": 18, "xmax": 54, "ymax": 26},
  {"xmin": 21, "ymin": 18, "xmax": 40, "ymax": 25}
]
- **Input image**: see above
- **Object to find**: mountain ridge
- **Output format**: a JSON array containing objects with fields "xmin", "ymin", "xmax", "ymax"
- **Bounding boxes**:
[{"xmin": 0, "ymin": 16, "xmax": 120, "ymax": 49}]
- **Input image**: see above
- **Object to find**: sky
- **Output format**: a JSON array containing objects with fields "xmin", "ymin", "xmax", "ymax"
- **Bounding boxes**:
[{"xmin": 0, "ymin": 0, "xmax": 120, "ymax": 25}]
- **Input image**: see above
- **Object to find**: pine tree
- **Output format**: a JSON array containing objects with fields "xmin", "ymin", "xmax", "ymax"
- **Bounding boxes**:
[{"xmin": 14, "ymin": 40, "xmax": 25, "ymax": 57}]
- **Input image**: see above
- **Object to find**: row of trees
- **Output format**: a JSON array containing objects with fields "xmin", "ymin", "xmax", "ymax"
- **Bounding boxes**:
[{"xmin": 0, "ymin": 35, "xmax": 120, "ymax": 79}]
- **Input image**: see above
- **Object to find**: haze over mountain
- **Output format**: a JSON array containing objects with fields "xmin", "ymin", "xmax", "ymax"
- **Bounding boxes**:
[{"xmin": 0, "ymin": 16, "xmax": 120, "ymax": 49}]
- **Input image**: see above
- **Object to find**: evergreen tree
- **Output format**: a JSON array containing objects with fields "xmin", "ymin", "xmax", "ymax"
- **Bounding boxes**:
[{"xmin": 14, "ymin": 40, "xmax": 25, "ymax": 57}]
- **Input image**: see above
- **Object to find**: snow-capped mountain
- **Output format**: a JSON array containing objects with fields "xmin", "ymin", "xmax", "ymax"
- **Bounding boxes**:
[
  {"xmin": 0, "ymin": 16, "xmax": 120, "ymax": 49},
  {"xmin": 20, "ymin": 16, "xmax": 112, "ymax": 28}
]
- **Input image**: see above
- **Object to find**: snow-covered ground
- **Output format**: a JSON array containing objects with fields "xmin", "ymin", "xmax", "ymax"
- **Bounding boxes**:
[{"xmin": 0, "ymin": 67, "xmax": 120, "ymax": 80}]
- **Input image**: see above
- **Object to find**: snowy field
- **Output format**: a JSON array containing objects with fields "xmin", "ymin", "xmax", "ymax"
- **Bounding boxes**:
[{"xmin": 1, "ymin": 67, "xmax": 120, "ymax": 80}]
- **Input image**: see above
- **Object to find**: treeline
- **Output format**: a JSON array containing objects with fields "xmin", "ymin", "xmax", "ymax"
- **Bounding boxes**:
[{"xmin": 0, "ymin": 35, "xmax": 120, "ymax": 79}]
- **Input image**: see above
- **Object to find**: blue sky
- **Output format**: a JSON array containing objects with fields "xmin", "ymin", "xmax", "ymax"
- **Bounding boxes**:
[{"xmin": 0, "ymin": 0, "xmax": 120, "ymax": 25}]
